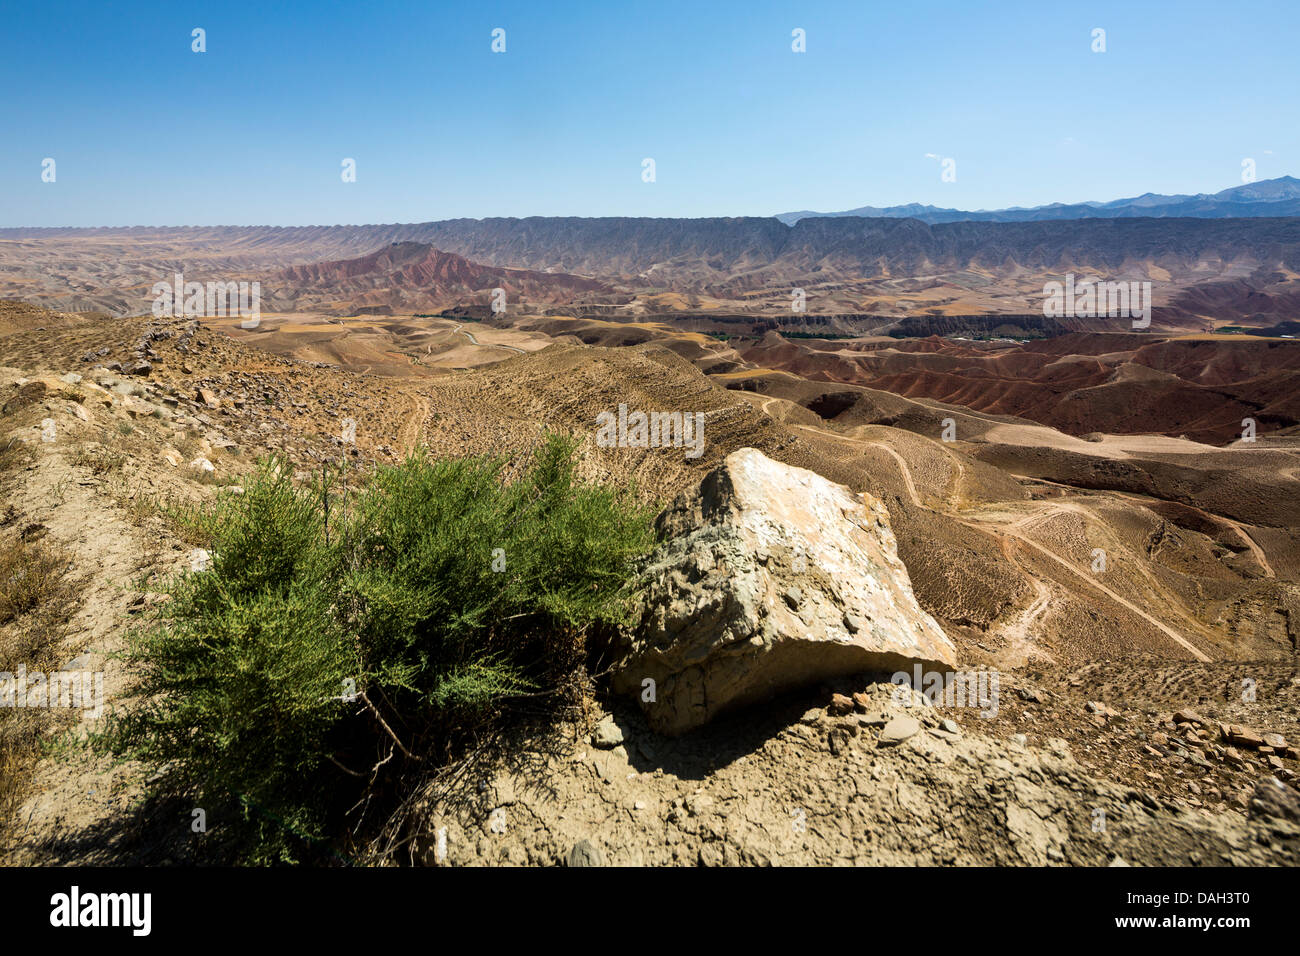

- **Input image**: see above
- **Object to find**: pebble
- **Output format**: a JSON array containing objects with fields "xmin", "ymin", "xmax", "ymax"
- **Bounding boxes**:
[
  {"xmin": 567, "ymin": 840, "xmax": 604, "ymax": 867},
  {"xmin": 878, "ymin": 716, "xmax": 921, "ymax": 746},
  {"xmin": 591, "ymin": 715, "xmax": 623, "ymax": 749}
]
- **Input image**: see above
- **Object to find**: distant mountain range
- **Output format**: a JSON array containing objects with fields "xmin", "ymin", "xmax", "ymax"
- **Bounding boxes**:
[
  {"xmin": 8, "ymin": 216, "xmax": 1300, "ymax": 331},
  {"xmin": 777, "ymin": 176, "xmax": 1300, "ymax": 225},
  {"xmin": 5, "ymin": 198, "xmax": 1300, "ymax": 330}
]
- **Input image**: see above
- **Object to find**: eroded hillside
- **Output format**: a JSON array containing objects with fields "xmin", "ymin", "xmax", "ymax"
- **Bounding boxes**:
[{"xmin": 1, "ymin": 300, "xmax": 1296, "ymax": 866}]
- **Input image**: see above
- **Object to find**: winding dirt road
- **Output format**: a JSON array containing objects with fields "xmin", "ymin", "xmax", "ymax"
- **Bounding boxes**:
[{"xmin": 790, "ymin": 419, "xmax": 1214, "ymax": 662}]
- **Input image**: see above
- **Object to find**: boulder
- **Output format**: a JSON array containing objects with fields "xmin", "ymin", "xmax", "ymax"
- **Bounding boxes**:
[{"xmin": 612, "ymin": 448, "xmax": 956, "ymax": 735}]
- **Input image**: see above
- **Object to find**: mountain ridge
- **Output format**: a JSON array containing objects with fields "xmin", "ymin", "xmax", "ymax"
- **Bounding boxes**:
[{"xmin": 778, "ymin": 175, "xmax": 1300, "ymax": 225}]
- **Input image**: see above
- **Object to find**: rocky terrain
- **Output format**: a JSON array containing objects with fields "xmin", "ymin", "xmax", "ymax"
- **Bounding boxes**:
[
  {"xmin": 406, "ymin": 680, "xmax": 1299, "ymax": 867},
  {"xmin": 5, "ymin": 214, "xmax": 1300, "ymax": 327},
  {"xmin": 0, "ymin": 296, "xmax": 1296, "ymax": 867}
]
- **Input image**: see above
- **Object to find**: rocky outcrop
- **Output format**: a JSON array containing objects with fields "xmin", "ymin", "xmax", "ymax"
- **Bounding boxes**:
[
  {"xmin": 613, "ymin": 448, "xmax": 956, "ymax": 735},
  {"xmin": 411, "ymin": 682, "xmax": 1300, "ymax": 867}
]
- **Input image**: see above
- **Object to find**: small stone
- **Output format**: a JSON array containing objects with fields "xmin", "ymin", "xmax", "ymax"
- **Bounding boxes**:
[
  {"xmin": 591, "ymin": 715, "xmax": 624, "ymax": 749},
  {"xmin": 878, "ymin": 716, "xmax": 921, "ymax": 746},
  {"xmin": 828, "ymin": 693, "xmax": 854, "ymax": 716},
  {"xmin": 1228, "ymin": 727, "xmax": 1265, "ymax": 749},
  {"xmin": 1012, "ymin": 733, "xmax": 1028, "ymax": 747},
  {"xmin": 567, "ymin": 840, "xmax": 604, "ymax": 867},
  {"xmin": 940, "ymin": 718, "xmax": 961, "ymax": 735}
]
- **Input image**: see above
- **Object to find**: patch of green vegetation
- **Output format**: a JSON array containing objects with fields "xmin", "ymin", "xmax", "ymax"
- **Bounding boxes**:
[{"xmin": 97, "ymin": 434, "xmax": 655, "ymax": 863}]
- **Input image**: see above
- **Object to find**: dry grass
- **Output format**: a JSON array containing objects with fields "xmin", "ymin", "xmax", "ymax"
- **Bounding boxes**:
[
  {"xmin": 0, "ymin": 436, "xmax": 33, "ymax": 474},
  {"xmin": 71, "ymin": 443, "xmax": 127, "ymax": 476},
  {"xmin": 0, "ymin": 397, "xmax": 43, "ymax": 474},
  {"xmin": 173, "ymin": 429, "xmax": 205, "ymax": 462},
  {"xmin": 0, "ymin": 537, "xmax": 69, "ymax": 625},
  {"xmin": 0, "ymin": 535, "xmax": 78, "ymax": 838}
]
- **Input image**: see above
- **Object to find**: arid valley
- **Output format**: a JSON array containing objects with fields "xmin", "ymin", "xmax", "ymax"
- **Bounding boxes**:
[
  {"xmin": 2, "ymin": 203, "xmax": 1299, "ymax": 870},
  {"xmin": 4, "ymin": 8, "xmax": 1300, "ymax": 920}
]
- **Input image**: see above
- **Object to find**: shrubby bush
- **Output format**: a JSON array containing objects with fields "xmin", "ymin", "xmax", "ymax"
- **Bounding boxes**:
[{"xmin": 100, "ymin": 434, "xmax": 654, "ymax": 863}]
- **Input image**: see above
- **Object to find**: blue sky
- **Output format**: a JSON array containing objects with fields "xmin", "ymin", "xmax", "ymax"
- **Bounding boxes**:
[{"xmin": 2, "ymin": 0, "xmax": 1296, "ymax": 226}]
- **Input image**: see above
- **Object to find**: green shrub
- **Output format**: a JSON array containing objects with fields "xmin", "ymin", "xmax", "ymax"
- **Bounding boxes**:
[
  {"xmin": 346, "ymin": 434, "xmax": 654, "ymax": 724},
  {"xmin": 98, "ymin": 434, "xmax": 654, "ymax": 863}
]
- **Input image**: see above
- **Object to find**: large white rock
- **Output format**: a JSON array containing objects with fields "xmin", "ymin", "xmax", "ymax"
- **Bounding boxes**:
[{"xmin": 613, "ymin": 448, "xmax": 956, "ymax": 735}]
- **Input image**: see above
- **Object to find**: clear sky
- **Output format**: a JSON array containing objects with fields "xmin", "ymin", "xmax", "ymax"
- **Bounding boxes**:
[{"xmin": 2, "ymin": 0, "xmax": 1296, "ymax": 226}]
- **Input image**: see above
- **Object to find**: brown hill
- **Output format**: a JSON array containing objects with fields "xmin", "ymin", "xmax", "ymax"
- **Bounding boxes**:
[
  {"xmin": 269, "ymin": 241, "xmax": 614, "ymax": 314},
  {"xmin": 734, "ymin": 331, "xmax": 1300, "ymax": 445}
]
